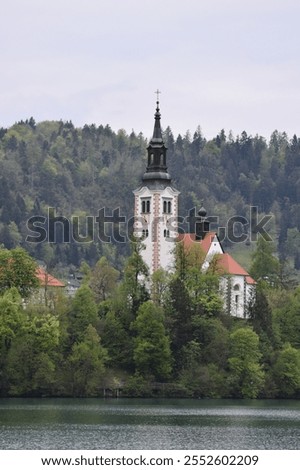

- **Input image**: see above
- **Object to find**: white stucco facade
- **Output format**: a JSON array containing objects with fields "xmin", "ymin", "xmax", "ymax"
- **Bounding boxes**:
[
  {"xmin": 133, "ymin": 101, "xmax": 255, "ymax": 317},
  {"xmin": 133, "ymin": 185, "xmax": 180, "ymax": 275},
  {"xmin": 219, "ymin": 275, "xmax": 255, "ymax": 318},
  {"xmin": 201, "ymin": 235, "xmax": 255, "ymax": 318},
  {"xmin": 202, "ymin": 234, "xmax": 224, "ymax": 270}
]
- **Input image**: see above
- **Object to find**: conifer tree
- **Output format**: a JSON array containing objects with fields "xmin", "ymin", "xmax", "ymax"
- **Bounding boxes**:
[
  {"xmin": 132, "ymin": 301, "xmax": 172, "ymax": 381},
  {"xmin": 250, "ymin": 237, "xmax": 280, "ymax": 285}
]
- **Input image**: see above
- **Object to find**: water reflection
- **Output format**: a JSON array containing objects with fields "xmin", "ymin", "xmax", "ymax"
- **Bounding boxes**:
[{"xmin": 0, "ymin": 399, "xmax": 300, "ymax": 449}]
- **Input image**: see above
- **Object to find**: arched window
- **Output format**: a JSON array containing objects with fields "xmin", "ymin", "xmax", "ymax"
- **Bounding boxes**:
[
  {"xmin": 233, "ymin": 284, "xmax": 240, "ymax": 291},
  {"xmin": 141, "ymin": 199, "xmax": 151, "ymax": 213},
  {"xmin": 164, "ymin": 229, "xmax": 170, "ymax": 238},
  {"xmin": 163, "ymin": 200, "xmax": 172, "ymax": 213}
]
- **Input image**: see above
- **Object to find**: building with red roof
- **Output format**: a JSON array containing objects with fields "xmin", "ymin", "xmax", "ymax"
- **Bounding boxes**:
[
  {"xmin": 36, "ymin": 267, "xmax": 65, "ymax": 288},
  {"xmin": 34, "ymin": 266, "xmax": 65, "ymax": 306},
  {"xmin": 179, "ymin": 219, "xmax": 255, "ymax": 318},
  {"xmin": 134, "ymin": 102, "xmax": 255, "ymax": 318}
]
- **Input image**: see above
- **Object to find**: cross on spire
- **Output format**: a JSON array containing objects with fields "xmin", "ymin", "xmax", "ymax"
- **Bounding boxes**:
[{"xmin": 155, "ymin": 89, "xmax": 161, "ymax": 103}]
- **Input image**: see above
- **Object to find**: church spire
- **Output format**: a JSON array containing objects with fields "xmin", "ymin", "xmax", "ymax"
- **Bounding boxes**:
[
  {"xmin": 142, "ymin": 93, "xmax": 171, "ymax": 184},
  {"xmin": 152, "ymin": 98, "xmax": 163, "ymax": 142}
]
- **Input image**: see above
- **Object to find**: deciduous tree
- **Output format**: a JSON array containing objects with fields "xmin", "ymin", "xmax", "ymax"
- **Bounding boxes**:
[
  {"xmin": 133, "ymin": 301, "xmax": 172, "ymax": 381},
  {"xmin": 272, "ymin": 344, "xmax": 300, "ymax": 397},
  {"xmin": 89, "ymin": 256, "xmax": 119, "ymax": 302},
  {"xmin": 67, "ymin": 325, "xmax": 108, "ymax": 396},
  {"xmin": 0, "ymin": 248, "xmax": 39, "ymax": 298},
  {"xmin": 228, "ymin": 327, "xmax": 265, "ymax": 398}
]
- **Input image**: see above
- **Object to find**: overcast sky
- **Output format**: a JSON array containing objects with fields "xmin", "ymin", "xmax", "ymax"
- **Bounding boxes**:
[{"xmin": 1, "ymin": 0, "xmax": 300, "ymax": 139}]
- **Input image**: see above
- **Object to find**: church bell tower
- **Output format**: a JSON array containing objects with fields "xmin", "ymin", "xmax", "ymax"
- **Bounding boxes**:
[{"xmin": 133, "ymin": 96, "xmax": 180, "ymax": 275}]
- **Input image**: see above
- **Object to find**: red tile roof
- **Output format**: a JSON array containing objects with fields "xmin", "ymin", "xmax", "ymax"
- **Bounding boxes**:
[
  {"xmin": 179, "ymin": 232, "xmax": 255, "ymax": 285},
  {"xmin": 178, "ymin": 232, "xmax": 221, "ymax": 255},
  {"xmin": 36, "ymin": 267, "xmax": 65, "ymax": 287},
  {"xmin": 245, "ymin": 275, "xmax": 256, "ymax": 285},
  {"xmin": 216, "ymin": 253, "xmax": 256, "ymax": 284}
]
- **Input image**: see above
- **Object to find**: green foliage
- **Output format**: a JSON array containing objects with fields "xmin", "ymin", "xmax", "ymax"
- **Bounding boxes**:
[
  {"xmin": 0, "ymin": 119, "xmax": 298, "ymax": 275},
  {"xmin": 249, "ymin": 238, "xmax": 280, "ymax": 285},
  {"xmin": 273, "ymin": 287, "xmax": 300, "ymax": 348},
  {"xmin": 0, "ymin": 108, "xmax": 300, "ymax": 402},
  {"xmin": 0, "ymin": 288, "xmax": 24, "ymax": 349},
  {"xmin": 228, "ymin": 328, "xmax": 265, "ymax": 398},
  {"xmin": 166, "ymin": 242, "xmax": 225, "ymax": 377},
  {"xmin": 101, "ymin": 310, "xmax": 133, "ymax": 370},
  {"xmin": 188, "ymin": 271, "xmax": 223, "ymax": 316},
  {"xmin": 272, "ymin": 344, "xmax": 300, "ymax": 397},
  {"xmin": 151, "ymin": 268, "xmax": 170, "ymax": 306},
  {"xmin": 180, "ymin": 363, "xmax": 227, "ymax": 398},
  {"xmin": 121, "ymin": 240, "xmax": 149, "ymax": 319},
  {"xmin": 0, "ymin": 252, "xmax": 299, "ymax": 398},
  {"xmin": 247, "ymin": 282, "xmax": 273, "ymax": 339},
  {"xmin": 68, "ymin": 285, "xmax": 98, "ymax": 343},
  {"xmin": 67, "ymin": 325, "xmax": 108, "ymax": 397},
  {"xmin": 174, "ymin": 243, "xmax": 223, "ymax": 317},
  {"xmin": 192, "ymin": 316, "xmax": 230, "ymax": 367},
  {"xmin": 89, "ymin": 256, "xmax": 119, "ymax": 302},
  {"xmin": 132, "ymin": 301, "xmax": 172, "ymax": 381},
  {"xmin": 285, "ymin": 228, "xmax": 300, "ymax": 260},
  {"xmin": 5, "ymin": 310, "xmax": 60, "ymax": 396},
  {"xmin": 165, "ymin": 276, "xmax": 193, "ymax": 370},
  {"xmin": 122, "ymin": 373, "xmax": 153, "ymax": 397},
  {"xmin": 0, "ymin": 248, "xmax": 39, "ymax": 298}
]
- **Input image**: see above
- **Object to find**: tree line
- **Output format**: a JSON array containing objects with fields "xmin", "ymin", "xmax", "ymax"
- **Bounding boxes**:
[
  {"xmin": 0, "ymin": 241, "xmax": 300, "ymax": 399},
  {"xmin": 0, "ymin": 118, "xmax": 299, "ymax": 273}
]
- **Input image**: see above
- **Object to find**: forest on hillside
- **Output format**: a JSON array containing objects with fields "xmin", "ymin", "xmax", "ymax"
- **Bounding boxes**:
[
  {"xmin": 0, "ymin": 118, "xmax": 300, "ymax": 398},
  {"xmin": 0, "ymin": 118, "xmax": 300, "ymax": 275}
]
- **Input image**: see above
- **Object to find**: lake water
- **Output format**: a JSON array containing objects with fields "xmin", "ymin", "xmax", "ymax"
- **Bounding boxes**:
[{"xmin": 0, "ymin": 398, "xmax": 300, "ymax": 449}]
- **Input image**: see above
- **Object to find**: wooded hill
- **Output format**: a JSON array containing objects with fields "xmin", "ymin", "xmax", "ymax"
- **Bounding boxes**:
[
  {"xmin": 0, "ymin": 117, "xmax": 300, "ymax": 398},
  {"xmin": 0, "ymin": 118, "xmax": 300, "ymax": 274}
]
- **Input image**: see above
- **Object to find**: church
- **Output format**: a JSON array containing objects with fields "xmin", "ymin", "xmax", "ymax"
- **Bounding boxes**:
[{"xmin": 133, "ymin": 99, "xmax": 255, "ymax": 318}]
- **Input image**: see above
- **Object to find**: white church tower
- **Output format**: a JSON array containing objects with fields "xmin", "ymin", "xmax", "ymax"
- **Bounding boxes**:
[{"xmin": 133, "ymin": 98, "xmax": 180, "ymax": 275}]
